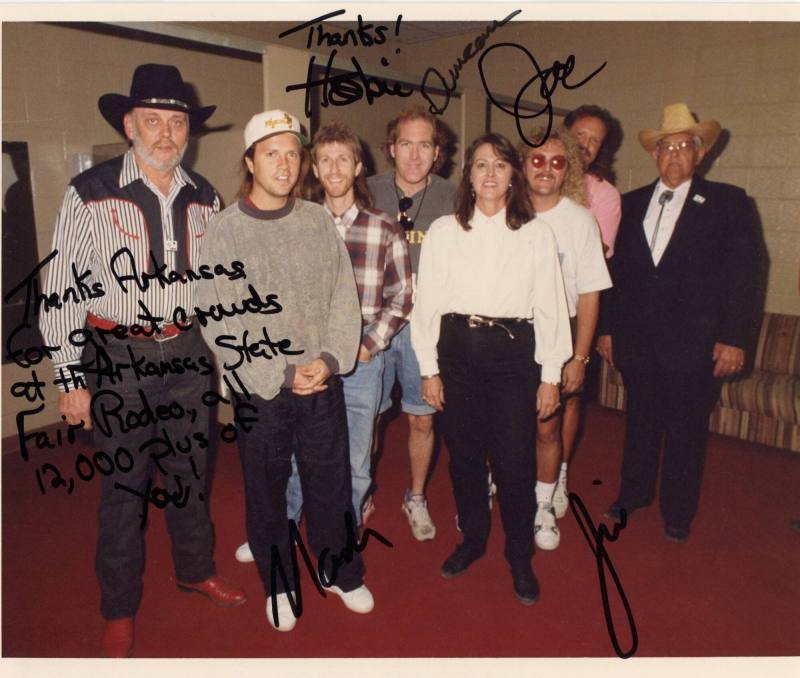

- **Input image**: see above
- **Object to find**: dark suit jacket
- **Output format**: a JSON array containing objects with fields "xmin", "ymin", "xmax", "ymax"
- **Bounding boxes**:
[{"xmin": 603, "ymin": 175, "xmax": 759, "ymax": 374}]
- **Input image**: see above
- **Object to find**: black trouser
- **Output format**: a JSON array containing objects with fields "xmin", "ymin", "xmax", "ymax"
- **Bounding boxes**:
[
  {"xmin": 234, "ymin": 377, "xmax": 365, "ymax": 596},
  {"xmin": 83, "ymin": 326, "xmax": 216, "ymax": 620},
  {"xmin": 437, "ymin": 314, "xmax": 539, "ymax": 565},
  {"xmin": 617, "ymin": 356, "xmax": 717, "ymax": 531}
]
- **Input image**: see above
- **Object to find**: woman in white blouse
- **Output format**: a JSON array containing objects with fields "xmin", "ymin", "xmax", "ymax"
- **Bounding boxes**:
[{"xmin": 411, "ymin": 133, "xmax": 571, "ymax": 605}]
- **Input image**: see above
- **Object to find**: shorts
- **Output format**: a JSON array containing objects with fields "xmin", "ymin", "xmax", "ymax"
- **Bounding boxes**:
[{"xmin": 379, "ymin": 323, "xmax": 435, "ymax": 416}]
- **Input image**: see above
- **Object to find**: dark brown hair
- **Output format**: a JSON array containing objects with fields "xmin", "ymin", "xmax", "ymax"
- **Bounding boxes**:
[
  {"xmin": 564, "ymin": 104, "xmax": 622, "ymax": 184},
  {"xmin": 237, "ymin": 134, "xmax": 309, "ymax": 200},
  {"xmin": 454, "ymin": 133, "xmax": 534, "ymax": 231}
]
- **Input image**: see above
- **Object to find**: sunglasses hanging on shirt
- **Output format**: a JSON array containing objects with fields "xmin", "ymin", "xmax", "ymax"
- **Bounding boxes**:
[
  {"xmin": 394, "ymin": 175, "xmax": 429, "ymax": 231},
  {"xmin": 398, "ymin": 196, "xmax": 414, "ymax": 230}
]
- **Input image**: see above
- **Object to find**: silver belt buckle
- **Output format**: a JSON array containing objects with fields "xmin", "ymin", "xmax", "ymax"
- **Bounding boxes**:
[{"xmin": 467, "ymin": 314, "xmax": 487, "ymax": 328}]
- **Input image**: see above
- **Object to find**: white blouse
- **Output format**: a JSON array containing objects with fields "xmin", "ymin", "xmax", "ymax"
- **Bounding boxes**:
[{"xmin": 411, "ymin": 207, "xmax": 572, "ymax": 384}]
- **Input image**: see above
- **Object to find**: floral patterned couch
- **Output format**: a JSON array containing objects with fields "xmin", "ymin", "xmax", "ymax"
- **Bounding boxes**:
[{"xmin": 597, "ymin": 312, "xmax": 800, "ymax": 453}]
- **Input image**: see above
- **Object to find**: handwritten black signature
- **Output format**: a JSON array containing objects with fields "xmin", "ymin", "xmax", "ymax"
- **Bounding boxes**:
[
  {"xmin": 286, "ymin": 49, "xmax": 413, "ymax": 120},
  {"xmin": 420, "ymin": 9, "xmax": 520, "ymax": 116},
  {"xmin": 569, "ymin": 492, "xmax": 638, "ymax": 659},
  {"xmin": 479, "ymin": 43, "xmax": 606, "ymax": 147},
  {"xmin": 269, "ymin": 513, "xmax": 393, "ymax": 628}
]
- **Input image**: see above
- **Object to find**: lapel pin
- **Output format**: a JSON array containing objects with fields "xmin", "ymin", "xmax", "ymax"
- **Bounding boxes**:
[{"xmin": 693, "ymin": 194, "xmax": 706, "ymax": 204}]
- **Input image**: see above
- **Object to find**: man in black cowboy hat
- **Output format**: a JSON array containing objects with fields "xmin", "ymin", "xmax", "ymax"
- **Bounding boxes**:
[
  {"xmin": 597, "ymin": 103, "xmax": 760, "ymax": 542},
  {"xmin": 39, "ymin": 63, "xmax": 246, "ymax": 658}
]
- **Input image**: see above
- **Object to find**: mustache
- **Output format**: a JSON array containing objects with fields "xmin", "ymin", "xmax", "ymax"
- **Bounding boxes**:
[{"xmin": 534, "ymin": 172, "xmax": 556, "ymax": 181}]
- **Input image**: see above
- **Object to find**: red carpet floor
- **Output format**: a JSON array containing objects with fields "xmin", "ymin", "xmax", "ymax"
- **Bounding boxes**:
[{"xmin": 3, "ymin": 404, "xmax": 800, "ymax": 658}]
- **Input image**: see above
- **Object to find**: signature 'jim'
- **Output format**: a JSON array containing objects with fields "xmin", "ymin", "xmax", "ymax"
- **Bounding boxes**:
[{"xmin": 569, "ymin": 492, "xmax": 638, "ymax": 659}]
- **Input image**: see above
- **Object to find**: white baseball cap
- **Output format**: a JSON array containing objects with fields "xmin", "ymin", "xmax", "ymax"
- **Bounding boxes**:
[{"xmin": 244, "ymin": 109, "xmax": 308, "ymax": 150}]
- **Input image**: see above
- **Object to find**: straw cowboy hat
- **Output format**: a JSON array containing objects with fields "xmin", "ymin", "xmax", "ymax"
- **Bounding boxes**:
[
  {"xmin": 638, "ymin": 103, "xmax": 721, "ymax": 153},
  {"xmin": 98, "ymin": 63, "xmax": 216, "ymax": 135}
]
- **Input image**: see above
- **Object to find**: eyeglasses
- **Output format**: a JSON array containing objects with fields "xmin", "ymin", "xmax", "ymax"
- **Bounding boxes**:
[
  {"xmin": 529, "ymin": 154, "xmax": 568, "ymax": 171},
  {"xmin": 656, "ymin": 139, "xmax": 694, "ymax": 154},
  {"xmin": 398, "ymin": 196, "xmax": 414, "ymax": 230}
]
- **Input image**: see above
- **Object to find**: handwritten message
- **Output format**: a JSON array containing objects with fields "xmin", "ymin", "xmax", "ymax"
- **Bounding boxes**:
[
  {"xmin": 280, "ymin": 8, "xmax": 606, "ymax": 148},
  {"xmin": 4, "ymin": 249, "xmax": 284, "ymax": 518}
]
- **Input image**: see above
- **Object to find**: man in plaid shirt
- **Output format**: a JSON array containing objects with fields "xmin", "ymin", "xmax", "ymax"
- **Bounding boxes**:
[{"xmin": 286, "ymin": 121, "xmax": 413, "ymax": 527}]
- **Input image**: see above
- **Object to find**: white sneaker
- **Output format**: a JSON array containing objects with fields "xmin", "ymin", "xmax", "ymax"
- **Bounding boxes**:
[
  {"xmin": 326, "ymin": 584, "xmax": 374, "ymax": 614},
  {"xmin": 266, "ymin": 593, "xmax": 297, "ymax": 631},
  {"xmin": 235, "ymin": 541, "xmax": 254, "ymax": 563},
  {"xmin": 402, "ymin": 490, "xmax": 436, "ymax": 541},
  {"xmin": 552, "ymin": 475, "xmax": 569, "ymax": 519},
  {"xmin": 534, "ymin": 502, "xmax": 560, "ymax": 550}
]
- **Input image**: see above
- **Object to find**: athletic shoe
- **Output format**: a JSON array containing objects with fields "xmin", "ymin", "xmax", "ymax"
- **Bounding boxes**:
[
  {"xmin": 534, "ymin": 502, "xmax": 560, "ymax": 550},
  {"xmin": 402, "ymin": 489, "xmax": 436, "ymax": 541},
  {"xmin": 266, "ymin": 593, "xmax": 297, "ymax": 631},
  {"xmin": 326, "ymin": 584, "xmax": 374, "ymax": 614},
  {"xmin": 235, "ymin": 541, "xmax": 254, "ymax": 563},
  {"xmin": 552, "ymin": 474, "xmax": 569, "ymax": 519}
]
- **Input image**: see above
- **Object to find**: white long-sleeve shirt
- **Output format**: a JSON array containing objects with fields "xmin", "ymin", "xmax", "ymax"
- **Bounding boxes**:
[{"xmin": 411, "ymin": 207, "xmax": 572, "ymax": 384}]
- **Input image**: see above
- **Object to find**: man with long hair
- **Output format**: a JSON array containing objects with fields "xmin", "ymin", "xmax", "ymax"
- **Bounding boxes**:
[
  {"xmin": 286, "ymin": 121, "xmax": 412, "ymax": 529},
  {"xmin": 521, "ymin": 126, "xmax": 611, "ymax": 550},
  {"xmin": 564, "ymin": 104, "xmax": 623, "ymax": 257},
  {"xmin": 197, "ymin": 110, "xmax": 372, "ymax": 631}
]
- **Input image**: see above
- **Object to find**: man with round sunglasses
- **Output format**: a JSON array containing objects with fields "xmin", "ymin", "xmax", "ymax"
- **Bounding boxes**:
[
  {"xmin": 521, "ymin": 126, "xmax": 611, "ymax": 551},
  {"xmin": 367, "ymin": 106, "xmax": 456, "ymax": 540}
]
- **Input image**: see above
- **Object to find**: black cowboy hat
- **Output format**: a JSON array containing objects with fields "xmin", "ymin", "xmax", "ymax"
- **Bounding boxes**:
[{"xmin": 98, "ymin": 63, "xmax": 216, "ymax": 135}]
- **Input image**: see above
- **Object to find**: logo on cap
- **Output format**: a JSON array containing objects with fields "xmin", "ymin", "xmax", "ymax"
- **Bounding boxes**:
[{"xmin": 265, "ymin": 113, "xmax": 293, "ymax": 130}]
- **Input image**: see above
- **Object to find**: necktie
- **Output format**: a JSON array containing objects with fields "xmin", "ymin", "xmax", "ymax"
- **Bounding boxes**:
[{"xmin": 649, "ymin": 189, "xmax": 674, "ymax": 253}]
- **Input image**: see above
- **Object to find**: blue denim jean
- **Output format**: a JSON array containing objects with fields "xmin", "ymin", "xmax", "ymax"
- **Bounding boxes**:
[
  {"xmin": 286, "ymin": 352, "xmax": 385, "ymax": 525},
  {"xmin": 379, "ymin": 323, "xmax": 435, "ymax": 416}
]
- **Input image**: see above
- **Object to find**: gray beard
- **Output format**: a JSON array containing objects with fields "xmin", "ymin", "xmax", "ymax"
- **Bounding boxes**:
[{"xmin": 131, "ymin": 135, "xmax": 187, "ymax": 173}]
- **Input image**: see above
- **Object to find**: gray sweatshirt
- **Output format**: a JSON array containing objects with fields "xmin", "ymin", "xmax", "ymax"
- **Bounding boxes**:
[{"xmin": 196, "ymin": 197, "xmax": 361, "ymax": 400}]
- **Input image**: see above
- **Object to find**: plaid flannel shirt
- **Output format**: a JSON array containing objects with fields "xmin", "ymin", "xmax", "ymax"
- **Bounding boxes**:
[{"xmin": 326, "ymin": 203, "xmax": 413, "ymax": 356}]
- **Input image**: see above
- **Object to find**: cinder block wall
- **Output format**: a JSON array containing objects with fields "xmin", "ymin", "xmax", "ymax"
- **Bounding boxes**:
[
  {"xmin": 3, "ymin": 20, "xmax": 799, "ymax": 438},
  {"xmin": 2, "ymin": 22, "xmax": 263, "ymax": 436},
  {"xmin": 411, "ymin": 21, "xmax": 800, "ymax": 314}
]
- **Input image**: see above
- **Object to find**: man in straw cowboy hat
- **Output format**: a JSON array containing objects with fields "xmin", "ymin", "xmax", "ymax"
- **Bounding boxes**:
[
  {"xmin": 596, "ymin": 103, "xmax": 759, "ymax": 542},
  {"xmin": 39, "ymin": 63, "xmax": 246, "ymax": 658}
]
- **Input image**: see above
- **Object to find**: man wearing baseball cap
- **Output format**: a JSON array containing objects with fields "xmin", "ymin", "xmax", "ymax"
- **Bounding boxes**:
[
  {"xmin": 39, "ymin": 63, "xmax": 247, "ymax": 658},
  {"xmin": 196, "ymin": 110, "xmax": 373, "ymax": 632},
  {"xmin": 597, "ymin": 103, "xmax": 759, "ymax": 542}
]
